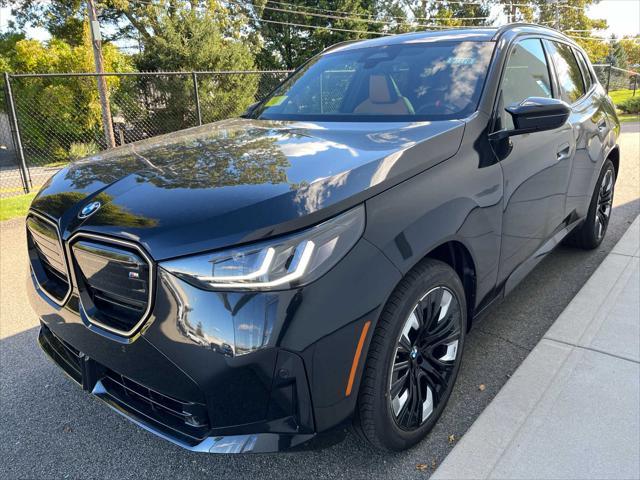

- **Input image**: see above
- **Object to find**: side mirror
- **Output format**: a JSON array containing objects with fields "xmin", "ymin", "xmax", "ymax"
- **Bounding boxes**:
[
  {"xmin": 490, "ymin": 97, "xmax": 570, "ymax": 141},
  {"xmin": 240, "ymin": 101, "xmax": 260, "ymax": 118}
]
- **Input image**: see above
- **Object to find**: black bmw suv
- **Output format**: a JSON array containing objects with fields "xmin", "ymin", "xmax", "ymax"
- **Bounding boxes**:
[{"xmin": 28, "ymin": 24, "xmax": 620, "ymax": 453}]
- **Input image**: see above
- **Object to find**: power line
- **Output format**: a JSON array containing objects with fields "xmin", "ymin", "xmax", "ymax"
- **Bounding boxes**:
[
  {"xmin": 251, "ymin": 4, "xmax": 494, "ymax": 30},
  {"xmin": 567, "ymin": 34, "xmax": 640, "ymax": 43},
  {"xmin": 258, "ymin": 18, "xmax": 390, "ymax": 36},
  {"xmin": 262, "ymin": 0, "xmax": 494, "ymax": 23},
  {"xmin": 260, "ymin": 3, "xmax": 492, "ymax": 25}
]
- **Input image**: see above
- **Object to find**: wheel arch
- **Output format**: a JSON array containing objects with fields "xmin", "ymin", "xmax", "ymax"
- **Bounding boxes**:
[
  {"xmin": 607, "ymin": 145, "xmax": 620, "ymax": 179},
  {"xmin": 420, "ymin": 240, "xmax": 477, "ymax": 331}
]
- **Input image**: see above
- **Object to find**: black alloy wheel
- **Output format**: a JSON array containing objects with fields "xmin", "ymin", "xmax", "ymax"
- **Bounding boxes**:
[
  {"xmin": 389, "ymin": 286, "xmax": 461, "ymax": 430},
  {"xmin": 594, "ymin": 167, "xmax": 614, "ymax": 242},
  {"xmin": 564, "ymin": 159, "xmax": 616, "ymax": 250},
  {"xmin": 354, "ymin": 259, "xmax": 466, "ymax": 451}
]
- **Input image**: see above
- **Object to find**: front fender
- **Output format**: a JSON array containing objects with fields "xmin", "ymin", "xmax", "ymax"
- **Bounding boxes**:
[{"xmin": 363, "ymin": 116, "xmax": 504, "ymax": 311}]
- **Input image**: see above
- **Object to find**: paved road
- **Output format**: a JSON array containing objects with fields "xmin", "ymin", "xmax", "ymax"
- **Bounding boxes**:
[
  {"xmin": 0, "ymin": 162, "xmax": 60, "ymax": 198},
  {"xmin": 1, "ymin": 124, "xmax": 638, "ymax": 479}
]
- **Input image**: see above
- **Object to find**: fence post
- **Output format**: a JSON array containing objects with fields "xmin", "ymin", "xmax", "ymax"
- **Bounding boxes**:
[
  {"xmin": 192, "ymin": 72, "xmax": 202, "ymax": 126},
  {"xmin": 3, "ymin": 72, "xmax": 31, "ymax": 193},
  {"xmin": 605, "ymin": 64, "xmax": 612, "ymax": 93}
]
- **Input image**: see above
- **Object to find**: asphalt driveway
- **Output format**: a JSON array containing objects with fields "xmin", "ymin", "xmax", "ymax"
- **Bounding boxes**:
[{"xmin": 1, "ymin": 123, "xmax": 638, "ymax": 479}]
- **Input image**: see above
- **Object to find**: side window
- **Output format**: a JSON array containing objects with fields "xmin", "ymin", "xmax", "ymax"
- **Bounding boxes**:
[
  {"xmin": 498, "ymin": 38, "xmax": 553, "ymax": 130},
  {"xmin": 545, "ymin": 41, "xmax": 586, "ymax": 103},
  {"xmin": 575, "ymin": 48, "xmax": 593, "ymax": 91}
]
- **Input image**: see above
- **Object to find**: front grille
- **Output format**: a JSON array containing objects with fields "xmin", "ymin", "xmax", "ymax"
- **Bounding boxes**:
[
  {"xmin": 27, "ymin": 213, "xmax": 71, "ymax": 303},
  {"xmin": 38, "ymin": 325, "xmax": 82, "ymax": 384},
  {"xmin": 100, "ymin": 369, "xmax": 210, "ymax": 444},
  {"xmin": 70, "ymin": 236, "xmax": 153, "ymax": 336}
]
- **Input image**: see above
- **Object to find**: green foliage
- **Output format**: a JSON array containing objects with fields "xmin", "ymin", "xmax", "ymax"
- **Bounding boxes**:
[
  {"xmin": 0, "ymin": 28, "xmax": 132, "ymax": 165},
  {"xmin": 247, "ymin": 0, "xmax": 383, "ymax": 69},
  {"xmin": 68, "ymin": 141, "xmax": 100, "ymax": 160},
  {"xmin": 619, "ymin": 38, "xmax": 640, "ymax": 67},
  {"xmin": 609, "ymin": 89, "xmax": 637, "ymax": 105},
  {"xmin": 617, "ymin": 96, "xmax": 640, "ymax": 114},
  {"xmin": 132, "ymin": 2, "xmax": 259, "ymax": 126}
]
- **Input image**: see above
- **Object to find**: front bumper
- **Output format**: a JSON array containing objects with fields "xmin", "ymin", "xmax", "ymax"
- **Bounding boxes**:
[{"xmin": 29, "ymin": 238, "xmax": 402, "ymax": 453}]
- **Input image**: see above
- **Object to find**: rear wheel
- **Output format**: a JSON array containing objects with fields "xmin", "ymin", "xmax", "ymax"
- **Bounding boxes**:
[
  {"xmin": 354, "ymin": 259, "xmax": 466, "ymax": 451},
  {"xmin": 564, "ymin": 159, "xmax": 615, "ymax": 250}
]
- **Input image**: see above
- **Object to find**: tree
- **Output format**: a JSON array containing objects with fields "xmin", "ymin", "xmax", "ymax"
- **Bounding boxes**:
[
  {"xmin": 0, "ymin": 28, "xmax": 132, "ymax": 163},
  {"xmin": 402, "ymin": 0, "xmax": 491, "ymax": 28},
  {"xmin": 7, "ymin": 1, "xmax": 263, "ymax": 125},
  {"xmin": 619, "ymin": 37, "xmax": 640, "ymax": 68},
  {"xmin": 127, "ymin": 2, "xmax": 260, "ymax": 128},
  {"xmin": 242, "ymin": 0, "xmax": 382, "ymax": 70},
  {"xmin": 606, "ymin": 36, "xmax": 628, "ymax": 68}
]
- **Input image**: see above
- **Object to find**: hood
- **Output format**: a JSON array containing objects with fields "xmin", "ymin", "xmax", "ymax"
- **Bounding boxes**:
[{"xmin": 32, "ymin": 118, "xmax": 464, "ymax": 260}]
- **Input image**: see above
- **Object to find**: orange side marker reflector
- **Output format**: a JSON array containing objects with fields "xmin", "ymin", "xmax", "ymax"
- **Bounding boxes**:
[{"xmin": 345, "ymin": 320, "xmax": 371, "ymax": 397}]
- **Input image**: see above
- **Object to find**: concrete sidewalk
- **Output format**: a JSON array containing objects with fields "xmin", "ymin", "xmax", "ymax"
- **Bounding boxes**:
[{"xmin": 434, "ymin": 216, "xmax": 640, "ymax": 480}]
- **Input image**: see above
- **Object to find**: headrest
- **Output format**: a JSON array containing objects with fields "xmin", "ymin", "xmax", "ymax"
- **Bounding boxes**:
[{"xmin": 369, "ymin": 75, "xmax": 393, "ymax": 103}]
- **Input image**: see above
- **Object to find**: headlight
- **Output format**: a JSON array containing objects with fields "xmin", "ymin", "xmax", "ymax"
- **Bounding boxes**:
[{"xmin": 160, "ymin": 205, "xmax": 365, "ymax": 291}]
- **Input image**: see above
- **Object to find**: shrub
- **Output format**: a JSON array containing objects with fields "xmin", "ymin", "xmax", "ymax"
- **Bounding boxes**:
[
  {"xmin": 618, "ymin": 96, "xmax": 640, "ymax": 114},
  {"xmin": 68, "ymin": 142, "xmax": 99, "ymax": 161}
]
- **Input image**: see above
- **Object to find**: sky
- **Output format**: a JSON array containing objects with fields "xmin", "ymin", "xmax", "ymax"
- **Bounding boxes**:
[{"xmin": 1, "ymin": 0, "xmax": 639, "ymax": 42}]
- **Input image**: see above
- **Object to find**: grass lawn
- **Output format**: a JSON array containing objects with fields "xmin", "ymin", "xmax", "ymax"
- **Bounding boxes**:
[
  {"xmin": 609, "ymin": 89, "xmax": 639, "ymax": 123},
  {"xmin": 0, "ymin": 192, "xmax": 36, "ymax": 222},
  {"xmin": 609, "ymin": 88, "xmax": 637, "ymax": 105}
]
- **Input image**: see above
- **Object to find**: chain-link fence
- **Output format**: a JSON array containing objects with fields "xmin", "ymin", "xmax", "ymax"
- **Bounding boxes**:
[
  {"xmin": 1, "ymin": 65, "xmax": 638, "ymax": 199},
  {"xmin": 0, "ymin": 70, "xmax": 291, "ymax": 198},
  {"xmin": 593, "ymin": 64, "xmax": 639, "ymax": 94}
]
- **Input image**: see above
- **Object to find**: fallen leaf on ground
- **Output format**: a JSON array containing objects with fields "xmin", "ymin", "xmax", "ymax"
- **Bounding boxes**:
[
  {"xmin": 448, "ymin": 434, "xmax": 456, "ymax": 444},
  {"xmin": 416, "ymin": 464, "xmax": 429, "ymax": 471},
  {"xmin": 479, "ymin": 383, "xmax": 486, "ymax": 391}
]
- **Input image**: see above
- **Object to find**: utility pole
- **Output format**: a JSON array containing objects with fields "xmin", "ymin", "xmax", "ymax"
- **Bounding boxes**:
[{"xmin": 87, "ymin": 0, "xmax": 115, "ymax": 148}]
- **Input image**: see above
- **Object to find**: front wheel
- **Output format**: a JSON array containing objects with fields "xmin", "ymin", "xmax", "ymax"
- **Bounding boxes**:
[{"xmin": 353, "ymin": 259, "xmax": 466, "ymax": 451}]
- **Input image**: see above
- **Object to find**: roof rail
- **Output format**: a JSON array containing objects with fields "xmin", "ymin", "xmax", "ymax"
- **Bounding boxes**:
[
  {"xmin": 322, "ymin": 39, "xmax": 362, "ymax": 54},
  {"xmin": 492, "ymin": 23, "xmax": 565, "ymax": 41}
]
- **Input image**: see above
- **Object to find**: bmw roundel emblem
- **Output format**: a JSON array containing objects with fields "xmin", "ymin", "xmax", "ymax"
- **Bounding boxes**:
[{"xmin": 78, "ymin": 201, "xmax": 101, "ymax": 219}]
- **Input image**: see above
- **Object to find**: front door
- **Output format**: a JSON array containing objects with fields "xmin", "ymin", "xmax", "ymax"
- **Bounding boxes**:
[{"xmin": 494, "ymin": 38, "xmax": 575, "ymax": 289}]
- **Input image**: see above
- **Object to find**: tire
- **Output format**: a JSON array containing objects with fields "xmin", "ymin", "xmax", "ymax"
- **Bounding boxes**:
[
  {"xmin": 353, "ymin": 259, "xmax": 466, "ymax": 451},
  {"xmin": 564, "ymin": 159, "xmax": 616, "ymax": 250}
]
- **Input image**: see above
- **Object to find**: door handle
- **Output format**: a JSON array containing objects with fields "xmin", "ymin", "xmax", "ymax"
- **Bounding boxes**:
[{"xmin": 556, "ymin": 143, "xmax": 571, "ymax": 161}]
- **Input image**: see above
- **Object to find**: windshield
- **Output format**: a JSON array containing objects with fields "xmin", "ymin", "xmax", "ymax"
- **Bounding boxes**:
[{"xmin": 254, "ymin": 41, "xmax": 495, "ymax": 122}]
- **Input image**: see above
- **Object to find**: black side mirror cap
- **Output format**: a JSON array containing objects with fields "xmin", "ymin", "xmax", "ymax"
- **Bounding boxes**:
[{"xmin": 489, "ymin": 97, "xmax": 571, "ymax": 141}]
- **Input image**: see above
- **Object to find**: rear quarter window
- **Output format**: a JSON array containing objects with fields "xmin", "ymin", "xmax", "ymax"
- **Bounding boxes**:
[
  {"xmin": 574, "ymin": 48, "xmax": 594, "ymax": 91},
  {"xmin": 545, "ymin": 40, "xmax": 586, "ymax": 103}
]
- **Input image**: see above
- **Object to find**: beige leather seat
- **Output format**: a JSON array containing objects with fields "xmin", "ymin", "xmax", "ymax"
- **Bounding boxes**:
[{"xmin": 354, "ymin": 75, "xmax": 414, "ymax": 115}]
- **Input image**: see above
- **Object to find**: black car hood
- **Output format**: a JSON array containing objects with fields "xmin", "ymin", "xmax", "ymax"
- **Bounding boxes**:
[{"xmin": 32, "ymin": 118, "xmax": 464, "ymax": 260}]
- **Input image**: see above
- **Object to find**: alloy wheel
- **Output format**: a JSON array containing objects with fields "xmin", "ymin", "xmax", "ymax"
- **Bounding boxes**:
[
  {"xmin": 388, "ymin": 286, "xmax": 462, "ymax": 430},
  {"xmin": 595, "ymin": 168, "xmax": 614, "ymax": 241}
]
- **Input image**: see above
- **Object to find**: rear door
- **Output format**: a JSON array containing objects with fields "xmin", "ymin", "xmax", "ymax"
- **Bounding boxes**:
[
  {"xmin": 544, "ymin": 40, "xmax": 609, "ymax": 221},
  {"xmin": 494, "ymin": 37, "xmax": 575, "ymax": 289}
]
